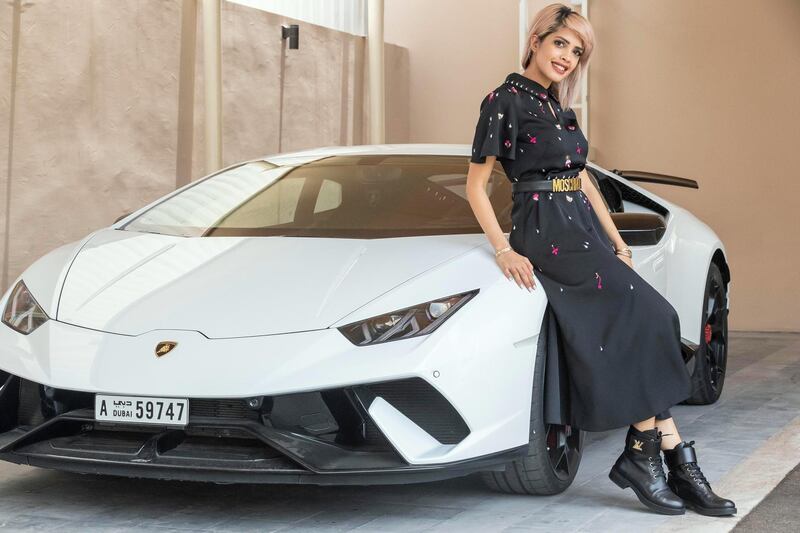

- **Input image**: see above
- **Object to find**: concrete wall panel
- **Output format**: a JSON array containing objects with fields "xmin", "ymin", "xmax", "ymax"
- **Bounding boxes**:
[{"xmin": 0, "ymin": 0, "xmax": 408, "ymax": 295}]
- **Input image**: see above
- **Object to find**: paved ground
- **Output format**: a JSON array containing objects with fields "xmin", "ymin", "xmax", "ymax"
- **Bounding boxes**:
[
  {"xmin": 0, "ymin": 331, "xmax": 798, "ymax": 532},
  {"xmin": 733, "ymin": 463, "xmax": 800, "ymax": 532}
]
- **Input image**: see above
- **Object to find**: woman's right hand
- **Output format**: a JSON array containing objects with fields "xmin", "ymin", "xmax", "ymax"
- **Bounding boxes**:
[{"xmin": 496, "ymin": 250, "xmax": 536, "ymax": 291}]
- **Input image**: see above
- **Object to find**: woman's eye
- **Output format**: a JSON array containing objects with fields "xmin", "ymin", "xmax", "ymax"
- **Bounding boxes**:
[{"xmin": 555, "ymin": 40, "xmax": 564, "ymax": 47}]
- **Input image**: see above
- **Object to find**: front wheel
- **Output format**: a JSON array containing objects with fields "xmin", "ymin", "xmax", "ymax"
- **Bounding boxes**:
[{"xmin": 482, "ymin": 330, "xmax": 584, "ymax": 494}]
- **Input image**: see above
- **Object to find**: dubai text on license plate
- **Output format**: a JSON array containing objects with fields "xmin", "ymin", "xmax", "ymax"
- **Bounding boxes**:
[{"xmin": 95, "ymin": 395, "xmax": 189, "ymax": 426}]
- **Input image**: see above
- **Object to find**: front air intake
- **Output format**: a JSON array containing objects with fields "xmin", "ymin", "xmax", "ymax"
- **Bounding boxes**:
[{"xmin": 362, "ymin": 378, "xmax": 470, "ymax": 445}]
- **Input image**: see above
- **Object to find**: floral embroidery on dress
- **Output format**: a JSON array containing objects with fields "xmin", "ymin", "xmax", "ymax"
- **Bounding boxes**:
[
  {"xmin": 595, "ymin": 272, "xmax": 603, "ymax": 289},
  {"xmin": 488, "ymin": 91, "xmax": 496, "ymax": 103},
  {"xmin": 576, "ymin": 143, "xmax": 583, "ymax": 155},
  {"xmin": 532, "ymin": 192, "xmax": 539, "ymax": 201},
  {"xmin": 551, "ymin": 243, "xmax": 559, "ymax": 255},
  {"xmin": 504, "ymin": 139, "xmax": 512, "ymax": 148},
  {"xmin": 527, "ymin": 134, "xmax": 537, "ymax": 143},
  {"xmin": 583, "ymin": 241, "xmax": 590, "ymax": 248},
  {"xmin": 566, "ymin": 194, "xmax": 573, "ymax": 202}
]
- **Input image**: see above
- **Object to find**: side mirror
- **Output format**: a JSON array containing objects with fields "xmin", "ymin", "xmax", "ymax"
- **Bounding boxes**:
[{"xmin": 609, "ymin": 213, "xmax": 666, "ymax": 246}]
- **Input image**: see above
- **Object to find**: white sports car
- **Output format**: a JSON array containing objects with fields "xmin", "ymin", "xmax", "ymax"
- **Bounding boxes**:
[{"xmin": 0, "ymin": 145, "xmax": 730, "ymax": 494}]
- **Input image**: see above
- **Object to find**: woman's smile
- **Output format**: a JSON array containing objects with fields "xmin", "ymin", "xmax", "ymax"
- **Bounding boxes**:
[{"xmin": 551, "ymin": 60, "xmax": 570, "ymax": 75}]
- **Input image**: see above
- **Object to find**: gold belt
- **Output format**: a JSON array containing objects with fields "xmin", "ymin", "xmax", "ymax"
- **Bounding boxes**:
[
  {"xmin": 551, "ymin": 176, "xmax": 582, "ymax": 192},
  {"xmin": 511, "ymin": 176, "xmax": 582, "ymax": 194}
]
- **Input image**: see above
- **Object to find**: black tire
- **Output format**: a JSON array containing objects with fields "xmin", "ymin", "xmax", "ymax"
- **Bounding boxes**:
[
  {"xmin": 683, "ymin": 262, "xmax": 729, "ymax": 405},
  {"xmin": 481, "ymin": 333, "xmax": 584, "ymax": 495}
]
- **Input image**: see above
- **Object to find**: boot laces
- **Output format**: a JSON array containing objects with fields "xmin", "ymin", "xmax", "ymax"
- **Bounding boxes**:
[
  {"xmin": 681, "ymin": 441, "xmax": 710, "ymax": 488},
  {"xmin": 647, "ymin": 455, "xmax": 667, "ymax": 480},
  {"xmin": 638, "ymin": 429, "xmax": 666, "ymax": 480}
]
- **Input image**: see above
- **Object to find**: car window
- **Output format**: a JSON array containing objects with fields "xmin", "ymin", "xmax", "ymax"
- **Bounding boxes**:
[
  {"xmin": 218, "ymin": 176, "xmax": 306, "ymax": 227},
  {"xmin": 313, "ymin": 179, "xmax": 342, "ymax": 214},
  {"xmin": 121, "ymin": 156, "xmax": 513, "ymax": 238}
]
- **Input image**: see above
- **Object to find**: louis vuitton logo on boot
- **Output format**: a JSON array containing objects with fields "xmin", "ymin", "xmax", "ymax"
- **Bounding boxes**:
[{"xmin": 609, "ymin": 426, "xmax": 686, "ymax": 515}]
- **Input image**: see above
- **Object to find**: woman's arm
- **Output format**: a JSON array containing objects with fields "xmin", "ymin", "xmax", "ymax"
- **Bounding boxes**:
[
  {"xmin": 466, "ymin": 158, "xmax": 535, "ymax": 291},
  {"xmin": 578, "ymin": 168, "xmax": 627, "ymax": 251},
  {"xmin": 466, "ymin": 157, "xmax": 510, "ymax": 253}
]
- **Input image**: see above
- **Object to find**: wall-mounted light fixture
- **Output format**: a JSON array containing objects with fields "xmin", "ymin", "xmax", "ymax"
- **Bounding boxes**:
[{"xmin": 281, "ymin": 24, "xmax": 299, "ymax": 49}]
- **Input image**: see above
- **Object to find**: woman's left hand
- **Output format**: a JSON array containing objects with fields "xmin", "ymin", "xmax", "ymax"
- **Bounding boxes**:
[{"xmin": 616, "ymin": 253, "xmax": 633, "ymax": 269}]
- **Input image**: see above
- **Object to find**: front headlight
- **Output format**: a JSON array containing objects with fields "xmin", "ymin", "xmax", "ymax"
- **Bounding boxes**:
[
  {"xmin": 2, "ymin": 280, "xmax": 49, "ymax": 335},
  {"xmin": 337, "ymin": 289, "xmax": 479, "ymax": 346}
]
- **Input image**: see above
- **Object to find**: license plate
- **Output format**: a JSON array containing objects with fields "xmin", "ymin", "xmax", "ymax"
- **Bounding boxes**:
[{"xmin": 95, "ymin": 395, "xmax": 189, "ymax": 426}]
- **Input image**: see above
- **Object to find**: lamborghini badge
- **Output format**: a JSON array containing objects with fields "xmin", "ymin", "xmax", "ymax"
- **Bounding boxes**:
[{"xmin": 155, "ymin": 341, "xmax": 178, "ymax": 357}]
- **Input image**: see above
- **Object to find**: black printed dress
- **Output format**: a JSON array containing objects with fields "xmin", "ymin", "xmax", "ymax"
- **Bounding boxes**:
[{"xmin": 471, "ymin": 72, "xmax": 692, "ymax": 432}]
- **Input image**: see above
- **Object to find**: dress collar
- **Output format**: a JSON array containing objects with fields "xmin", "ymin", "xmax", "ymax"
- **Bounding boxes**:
[{"xmin": 504, "ymin": 72, "xmax": 560, "ymax": 104}]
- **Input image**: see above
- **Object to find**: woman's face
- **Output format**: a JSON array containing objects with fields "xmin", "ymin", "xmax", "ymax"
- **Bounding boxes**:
[{"xmin": 532, "ymin": 27, "xmax": 585, "ymax": 84}]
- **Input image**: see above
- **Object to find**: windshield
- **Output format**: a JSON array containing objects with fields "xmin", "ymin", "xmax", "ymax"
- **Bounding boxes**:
[{"xmin": 120, "ymin": 155, "xmax": 513, "ymax": 238}]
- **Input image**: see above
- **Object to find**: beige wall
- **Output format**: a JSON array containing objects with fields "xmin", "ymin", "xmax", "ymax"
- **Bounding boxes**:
[
  {"xmin": 385, "ymin": 0, "xmax": 800, "ymax": 332},
  {"xmin": 385, "ymin": 0, "xmax": 520, "ymax": 143},
  {"xmin": 587, "ymin": 0, "xmax": 800, "ymax": 333},
  {"xmin": 0, "ymin": 0, "xmax": 408, "ymax": 293}
]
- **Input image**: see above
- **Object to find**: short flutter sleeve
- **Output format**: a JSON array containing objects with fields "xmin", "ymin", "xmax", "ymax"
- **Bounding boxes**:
[{"xmin": 470, "ymin": 89, "xmax": 518, "ymax": 164}]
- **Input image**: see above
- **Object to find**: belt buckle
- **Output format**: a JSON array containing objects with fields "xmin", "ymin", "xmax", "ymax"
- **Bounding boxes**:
[{"xmin": 552, "ymin": 176, "xmax": 580, "ymax": 192}]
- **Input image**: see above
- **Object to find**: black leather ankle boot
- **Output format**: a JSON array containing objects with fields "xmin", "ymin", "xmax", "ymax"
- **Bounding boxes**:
[
  {"xmin": 664, "ymin": 441, "xmax": 737, "ymax": 516},
  {"xmin": 609, "ymin": 426, "xmax": 686, "ymax": 514}
]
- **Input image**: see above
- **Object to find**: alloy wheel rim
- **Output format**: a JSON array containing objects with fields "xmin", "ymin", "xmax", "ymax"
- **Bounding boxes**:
[
  {"xmin": 703, "ymin": 275, "xmax": 728, "ymax": 393},
  {"xmin": 545, "ymin": 423, "xmax": 581, "ymax": 480}
]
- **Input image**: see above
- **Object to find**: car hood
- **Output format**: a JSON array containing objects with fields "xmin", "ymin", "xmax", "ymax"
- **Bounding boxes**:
[{"xmin": 56, "ymin": 229, "xmax": 483, "ymax": 338}]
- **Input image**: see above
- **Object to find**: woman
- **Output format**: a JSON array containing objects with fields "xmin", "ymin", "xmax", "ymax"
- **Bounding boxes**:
[{"xmin": 466, "ymin": 3, "xmax": 735, "ymax": 517}]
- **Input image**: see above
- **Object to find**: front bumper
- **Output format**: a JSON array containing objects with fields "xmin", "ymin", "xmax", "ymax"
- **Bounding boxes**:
[
  {"xmin": 0, "ymin": 372, "xmax": 526, "ymax": 484},
  {"xmin": 0, "ymin": 308, "xmax": 539, "ymax": 466}
]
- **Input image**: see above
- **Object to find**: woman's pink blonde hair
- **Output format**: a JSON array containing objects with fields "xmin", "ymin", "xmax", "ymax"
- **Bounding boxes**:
[{"xmin": 521, "ymin": 3, "xmax": 595, "ymax": 111}]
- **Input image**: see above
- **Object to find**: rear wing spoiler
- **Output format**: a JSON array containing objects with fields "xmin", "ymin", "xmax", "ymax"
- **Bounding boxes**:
[{"xmin": 610, "ymin": 170, "xmax": 699, "ymax": 189}]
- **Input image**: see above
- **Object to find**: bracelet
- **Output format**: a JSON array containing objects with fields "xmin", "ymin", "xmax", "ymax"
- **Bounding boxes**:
[
  {"xmin": 495, "ymin": 246, "xmax": 512, "ymax": 257},
  {"xmin": 615, "ymin": 246, "xmax": 632, "ymax": 258}
]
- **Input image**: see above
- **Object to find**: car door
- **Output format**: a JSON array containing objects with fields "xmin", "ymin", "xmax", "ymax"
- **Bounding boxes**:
[{"xmin": 587, "ymin": 168, "xmax": 669, "ymax": 297}]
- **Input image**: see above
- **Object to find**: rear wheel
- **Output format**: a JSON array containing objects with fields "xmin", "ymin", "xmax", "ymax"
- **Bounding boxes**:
[
  {"xmin": 482, "ymin": 335, "xmax": 584, "ymax": 494},
  {"xmin": 683, "ymin": 262, "xmax": 728, "ymax": 405}
]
